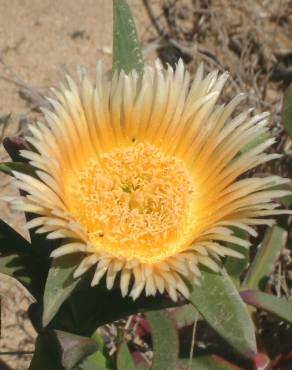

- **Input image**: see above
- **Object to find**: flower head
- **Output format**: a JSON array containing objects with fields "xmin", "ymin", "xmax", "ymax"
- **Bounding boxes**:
[{"xmin": 11, "ymin": 60, "xmax": 290, "ymax": 301}]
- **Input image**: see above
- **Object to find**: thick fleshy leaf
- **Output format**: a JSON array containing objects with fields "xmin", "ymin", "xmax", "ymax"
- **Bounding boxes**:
[
  {"xmin": 117, "ymin": 341, "xmax": 136, "ymax": 370},
  {"xmin": 224, "ymin": 229, "xmax": 249, "ymax": 288},
  {"xmin": 55, "ymin": 330, "xmax": 99, "ymax": 369},
  {"xmin": 74, "ymin": 332, "xmax": 112, "ymax": 370},
  {"xmin": 188, "ymin": 269, "xmax": 257, "ymax": 358},
  {"xmin": 29, "ymin": 330, "xmax": 99, "ymax": 370},
  {"xmin": 76, "ymin": 351, "xmax": 111, "ymax": 370},
  {"xmin": 169, "ymin": 304, "xmax": 198, "ymax": 329},
  {"xmin": 241, "ymin": 290, "xmax": 292, "ymax": 325},
  {"xmin": 146, "ymin": 310, "xmax": 178, "ymax": 370},
  {"xmin": 112, "ymin": 0, "xmax": 144, "ymax": 74},
  {"xmin": 243, "ymin": 226, "xmax": 287, "ymax": 290},
  {"xmin": 0, "ymin": 253, "xmax": 33, "ymax": 287},
  {"xmin": 177, "ymin": 355, "xmax": 243, "ymax": 370},
  {"xmin": 42, "ymin": 254, "xmax": 83, "ymax": 327},
  {"xmin": 0, "ymin": 220, "xmax": 45, "ymax": 297},
  {"xmin": 282, "ymin": 87, "xmax": 292, "ymax": 138}
]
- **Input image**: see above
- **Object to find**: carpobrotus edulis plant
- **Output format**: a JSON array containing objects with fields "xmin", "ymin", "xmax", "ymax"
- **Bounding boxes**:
[
  {"xmin": 10, "ymin": 60, "xmax": 291, "ymax": 301},
  {"xmin": 2, "ymin": 1, "xmax": 292, "ymax": 368}
]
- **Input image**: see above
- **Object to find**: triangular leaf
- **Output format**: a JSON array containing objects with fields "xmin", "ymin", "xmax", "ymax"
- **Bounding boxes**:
[
  {"xmin": 243, "ymin": 226, "xmax": 287, "ymax": 290},
  {"xmin": 188, "ymin": 269, "xmax": 257, "ymax": 358},
  {"xmin": 224, "ymin": 228, "xmax": 249, "ymax": 289},
  {"xmin": 117, "ymin": 341, "xmax": 136, "ymax": 370},
  {"xmin": 75, "ymin": 350, "xmax": 111, "ymax": 370},
  {"xmin": 169, "ymin": 304, "xmax": 198, "ymax": 329},
  {"xmin": 112, "ymin": 0, "xmax": 144, "ymax": 74},
  {"xmin": 178, "ymin": 355, "xmax": 243, "ymax": 370},
  {"xmin": 42, "ymin": 254, "xmax": 83, "ymax": 327},
  {"xmin": 146, "ymin": 310, "xmax": 178, "ymax": 370},
  {"xmin": 0, "ymin": 220, "xmax": 46, "ymax": 298},
  {"xmin": 241, "ymin": 290, "xmax": 292, "ymax": 325},
  {"xmin": 29, "ymin": 330, "xmax": 99, "ymax": 370},
  {"xmin": 55, "ymin": 330, "xmax": 98, "ymax": 369}
]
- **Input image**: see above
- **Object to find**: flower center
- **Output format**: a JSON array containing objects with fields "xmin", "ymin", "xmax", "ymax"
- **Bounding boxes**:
[{"xmin": 65, "ymin": 143, "xmax": 196, "ymax": 262}]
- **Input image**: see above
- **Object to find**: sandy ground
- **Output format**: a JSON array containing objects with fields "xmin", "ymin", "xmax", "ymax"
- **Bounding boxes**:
[{"xmin": 0, "ymin": 1, "xmax": 152, "ymax": 369}]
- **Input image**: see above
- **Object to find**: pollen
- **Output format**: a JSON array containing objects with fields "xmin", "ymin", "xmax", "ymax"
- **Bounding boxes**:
[{"xmin": 65, "ymin": 143, "xmax": 196, "ymax": 262}]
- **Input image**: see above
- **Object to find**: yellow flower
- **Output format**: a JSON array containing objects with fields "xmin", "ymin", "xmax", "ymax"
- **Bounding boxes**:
[{"xmin": 11, "ymin": 60, "xmax": 290, "ymax": 301}]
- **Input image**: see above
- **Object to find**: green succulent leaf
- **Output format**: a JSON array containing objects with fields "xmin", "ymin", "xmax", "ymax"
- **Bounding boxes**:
[
  {"xmin": 112, "ymin": 0, "xmax": 144, "ymax": 74},
  {"xmin": 56, "ymin": 330, "xmax": 99, "ymax": 369},
  {"xmin": 0, "ymin": 220, "xmax": 46, "ymax": 298},
  {"xmin": 29, "ymin": 330, "xmax": 99, "ymax": 370},
  {"xmin": 224, "ymin": 228, "xmax": 249, "ymax": 288},
  {"xmin": 169, "ymin": 304, "xmax": 198, "ymax": 329},
  {"xmin": 188, "ymin": 269, "xmax": 257, "ymax": 358},
  {"xmin": 42, "ymin": 254, "xmax": 83, "ymax": 327},
  {"xmin": 178, "ymin": 355, "xmax": 243, "ymax": 370},
  {"xmin": 282, "ymin": 87, "xmax": 292, "ymax": 139},
  {"xmin": 0, "ymin": 253, "xmax": 33, "ymax": 286},
  {"xmin": 74, "ymin": 332, "xmax": 112, "ymax": 370},
  {"xmin": 146, "ymin": 310, "xmax": 178, "ymax": 370},
  {"xmin": 241, "ymin": 290, "xmax": 292, "ymax": 325},
  {"xmin": 243, "ymin": 226, "xmax": 287, "ymax": 290},
  {"xmin": 76, "ymin": 350, "xmax": 111, "ymax": 370},
  {"xmin": 117, "ymin": 341, "xmax": 136, "ymax": 370}
]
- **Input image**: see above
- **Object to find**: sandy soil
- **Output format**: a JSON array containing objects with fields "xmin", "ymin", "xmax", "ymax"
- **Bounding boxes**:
[{"xmin": 0, "ymin": 1, "xmax": 152, "ymax": 369}]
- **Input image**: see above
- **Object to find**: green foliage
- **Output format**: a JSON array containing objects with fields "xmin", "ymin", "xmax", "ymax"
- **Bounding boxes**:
[
  {"xmin": 29, "ymin": 330, "xmax": 100, "ymax": 370},
  {"xmin": 224, "ymin": 228, "xmax": 249, "ymax": 288},
  {"xmin": 169, "ymin": 304, "xmax": 198, "ymax": 329},
  {"xmin": 188, "ymin": 269, "xmax": 257, "ymax": 358},
  {"xmin": 42, "ymin": 254, "xmax": 83, "ymax": 327},
  {"xmin": 117, "ymin": 341, "xmax": 136, "ymax": 370},
  {"xmin": 178, "ymin": 355, "xmax": 243, "ymax": 370},
  {"xmin": 0, "ymin": 253, "xmax": 33, "ymax": 290},
  {"xmin": 0, "ymin": 219, "xmax": 46, "ymax": 298},
  {"xmin": 56, "ymin": 330, "xmax": 99, "ymax": 369},
  {"xmin": 146, "ymin": 310, "xmax": 178, "ymax": 370},
  {"xmin": 76, "ymin": 351, "xmax": 111, "ymax": 370},
  {"xmin": 112, "ymin": 0, "xmax": 144, "ymax": 74},
  {"xmin": 241, "ymin": 290, "xmax": 292, "ymax": 325},
  {"xmin": 243, "ymin": 226, "xmax": 287, "ymax": 290}
]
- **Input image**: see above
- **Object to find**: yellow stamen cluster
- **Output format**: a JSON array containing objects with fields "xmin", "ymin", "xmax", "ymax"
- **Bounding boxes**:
[{"xmin": 66, "ymin": 143, "xmax": 195, "ymax": 262}]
